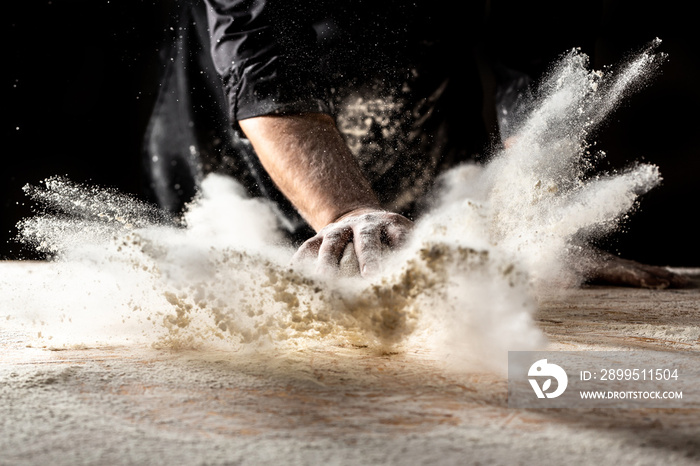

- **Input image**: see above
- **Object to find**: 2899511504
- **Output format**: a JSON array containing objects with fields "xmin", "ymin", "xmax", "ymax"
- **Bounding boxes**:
[{"xmin": 598, "ymin": 368, "xmax": 679, "ymax": 381}]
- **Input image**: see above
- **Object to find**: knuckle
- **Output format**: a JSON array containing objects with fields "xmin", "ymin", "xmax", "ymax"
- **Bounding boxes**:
[
  {"xmin": 323, "ymin": 228, "xmax": 349, "ymax": 242},
  {"xmin": 357, "ymin": 225, "xmax": 377, "ymax": 237}
]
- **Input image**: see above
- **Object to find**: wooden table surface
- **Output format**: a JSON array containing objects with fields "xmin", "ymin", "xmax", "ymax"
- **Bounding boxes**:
[{"xmin": 1, "ymin": 263, "xmax": 699, "ymax": 465}]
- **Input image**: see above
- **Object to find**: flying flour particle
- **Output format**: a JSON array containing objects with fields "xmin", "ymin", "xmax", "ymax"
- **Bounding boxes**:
[{"xmin": 5, "ymin": 40, "xmax": 666, "ymax": 372}]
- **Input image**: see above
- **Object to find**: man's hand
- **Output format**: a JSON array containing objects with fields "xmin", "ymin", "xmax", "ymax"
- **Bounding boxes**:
[
  {"xmin": 293, "ymin": 208, "xmax": 413, "ymax": 277},
  {"xmin": 239, "ymin": 113, "xmax": 413, "ymax": 278}
]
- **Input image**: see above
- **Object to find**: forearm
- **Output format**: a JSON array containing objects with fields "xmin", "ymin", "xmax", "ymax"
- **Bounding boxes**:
[{"xmin": 239, "ymin": 113, "xmax": 381, "ymax": 231}]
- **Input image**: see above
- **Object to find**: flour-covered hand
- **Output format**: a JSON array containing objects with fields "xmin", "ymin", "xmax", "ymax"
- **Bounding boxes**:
[{"xmin": 293, "ymin": 208, "xmax": 413, "ymax": 277}]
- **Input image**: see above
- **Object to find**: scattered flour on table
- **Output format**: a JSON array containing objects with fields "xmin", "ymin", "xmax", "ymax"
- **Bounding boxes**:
[{"xmin": 2, "ymin": 41, "xmax": 666, "ymax": 373}]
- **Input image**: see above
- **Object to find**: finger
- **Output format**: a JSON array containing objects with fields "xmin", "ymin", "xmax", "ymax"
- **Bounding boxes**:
[
  {"xmin": 338, "ymin": 241, "xmax": 361, "ymax": 277},
  {"xmin": 383, "ymin": 221, "xmax": 411, "ymax": 248},
  {"xmin": 317, "ymin": 228, "xmax": 353, "ymax": 274},
  {"xmin": 353, "ymin": 224, "xmax": 384, "ymax": 277},
  {"xmin": 292, "ymin": 235, "xmax": 323, "ymax": 264}
]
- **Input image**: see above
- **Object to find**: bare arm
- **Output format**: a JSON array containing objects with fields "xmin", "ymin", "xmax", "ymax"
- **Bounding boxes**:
[
  {"xmin": 239, "ymin": 113, "xmax": 412, "ymax": 276},
  {"xmin": 239, "ymin": 113, "xmax": 380, "ymax": 230}
]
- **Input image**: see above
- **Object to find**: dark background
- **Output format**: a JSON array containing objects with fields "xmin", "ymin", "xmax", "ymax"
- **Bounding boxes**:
[{"xmin": 4, "ymin": 1, "xmax": 699, "ymax": 265}]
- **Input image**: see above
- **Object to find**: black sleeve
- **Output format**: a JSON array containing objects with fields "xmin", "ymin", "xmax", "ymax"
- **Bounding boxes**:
[{"xmin": 204, "ymin": 0, "xmax": 330, "ymax": 123}]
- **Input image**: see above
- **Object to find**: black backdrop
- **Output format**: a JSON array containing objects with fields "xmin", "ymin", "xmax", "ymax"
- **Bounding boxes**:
[{"xmin": 4, "ymin": 1, "xmax": 699, "ymax": 265}]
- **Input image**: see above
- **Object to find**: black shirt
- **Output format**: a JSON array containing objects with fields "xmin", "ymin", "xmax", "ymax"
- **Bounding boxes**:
[{"xmin": 204, "ymin": 0, "xmax": 488, "ymax": 216}]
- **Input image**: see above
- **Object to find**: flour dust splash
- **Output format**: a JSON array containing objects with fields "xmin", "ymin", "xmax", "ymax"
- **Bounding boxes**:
[{"xmin": 2, "ymin": 41, "xmax": 666, "ymax": 372}]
